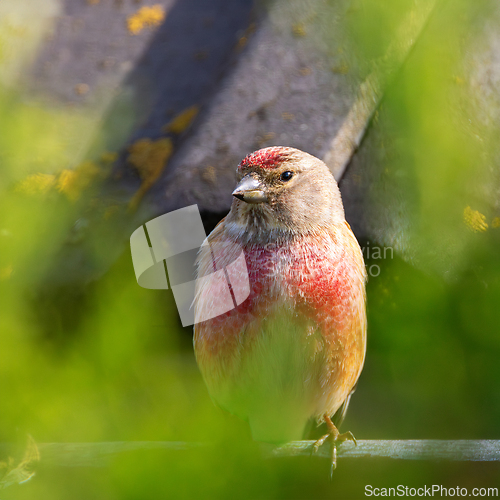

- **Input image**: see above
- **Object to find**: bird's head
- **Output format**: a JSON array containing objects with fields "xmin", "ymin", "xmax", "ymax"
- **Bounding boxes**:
[{"xmin": 225, "ymin": 147, "xmax": 345, "ymax": 244}]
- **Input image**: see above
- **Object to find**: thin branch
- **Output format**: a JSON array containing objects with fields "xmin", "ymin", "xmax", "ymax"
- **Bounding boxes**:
[
  {"xmin": 268, "ymin": 440, "xmax": 500, "ymax": 461},
  {"xmin": 25, "ymin": 440, "xmax": 500, "ymax": 468},
  {"xmin": 38, "ymin": 441, "xmax": 203, "ymax": 467}
]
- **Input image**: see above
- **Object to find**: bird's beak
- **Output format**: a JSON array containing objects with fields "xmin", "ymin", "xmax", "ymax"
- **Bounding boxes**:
[{"xmin": 232, "ymin": 175, "xmax": 268, "ymax": 204}]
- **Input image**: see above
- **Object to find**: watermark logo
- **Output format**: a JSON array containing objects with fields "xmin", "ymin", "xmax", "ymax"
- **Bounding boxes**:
[
  {"xmin": 130, "ymin": 205, "xmax": 250, "ymax": 326},
  {"xmin": 362, "ymin": 242, "xmax": 394, "ymax": 278},
  {"xmin": 365, "ymin": 484, "xmax": 498, "ymax": 497},
  {"xmin": 130, "ymin": 207, "xmax": 395, "ymax": 325}
]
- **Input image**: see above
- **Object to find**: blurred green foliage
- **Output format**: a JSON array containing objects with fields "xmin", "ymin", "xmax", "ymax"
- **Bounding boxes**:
[{"xmin": 1, "ymin": 0, "xmax": 500, "ymax": 498}]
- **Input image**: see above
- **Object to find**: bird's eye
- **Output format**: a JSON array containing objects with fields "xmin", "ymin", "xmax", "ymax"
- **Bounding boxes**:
[{"xmin": 280, "ymin": 171, "xmax": 294, "ymax": 182}]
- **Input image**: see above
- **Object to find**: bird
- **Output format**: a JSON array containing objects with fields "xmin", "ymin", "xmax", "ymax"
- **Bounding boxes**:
[{"xmin": 193, "ymin": 146, "xmax": 366, "ymax": 471}]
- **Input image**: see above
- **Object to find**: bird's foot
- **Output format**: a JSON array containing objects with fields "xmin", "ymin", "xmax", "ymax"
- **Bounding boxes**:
[{"xmin": 310, "ymin": 415, "xmax": 357, "ymax": 476}]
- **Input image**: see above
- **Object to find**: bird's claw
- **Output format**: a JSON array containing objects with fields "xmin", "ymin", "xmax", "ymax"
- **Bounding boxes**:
[
  {"xmin": 310, "ymin": 434, "xmax": 329, "ymax": 455},
  {"xmin": 339, "ymin": 430, "xmax": 357, "ymax": 446},
  {"xmin": 310, "ymin": 416, "xmax": 357, "ymax": 477}
]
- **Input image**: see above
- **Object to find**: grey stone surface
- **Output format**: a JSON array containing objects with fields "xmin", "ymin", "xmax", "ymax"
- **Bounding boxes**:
[
  {"xmin": 147, "ymin": 0, "xmax": 358, "ymax": 216},
  {"xmin": 340, "ymin": 0, "xmax": 500, "ymax": 278},
  {"xmin": 28, "ymin": 0, "xmax": 256, "ymax": 160},
  {"xmin": 30, "ymin": 0, "xmax": 254, "ymax": 105},
  {"xmin": 17, "ymin": 0, "xmax": 500, "ymax": 283}
]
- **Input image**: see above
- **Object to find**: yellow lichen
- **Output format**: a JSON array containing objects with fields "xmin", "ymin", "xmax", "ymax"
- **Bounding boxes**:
[
  {"xmin": 235, "ymin": 23, "xmax": 256, "ymax": 52},
  {"xmin": 57, "ymin": 170, "xmax": 77, "ymax": 198},
  {"xmin": 163, "ymin": 106, "xmax": 199, "ymax": 134},
  {"xmin": 202, "ymin": 166, "xmax": 216, "ymax": 184},
  {"xmin": 292, "ymin": 23, "xmax": 306, "ymax": 37},
  {"xmin": 127, "ymin": 5, "xmax": 166, "ymax": 35},
  {"xmin": 463, "ymin": 206, "xmax": 488, "ymax": 232},
  {"xmin": 492, "ymin": 217, "xmax": 500, "ymax": 228},
  {"xmin": 100, "ymin": 151, "xmax": 118, "ymax": 164},
  {"xmin": 127, "ymin": 137, "xmax": 173, "ymax": 210},
  {"xmin": 235, "ymin": 36, "xmax": 248, "ymax": 51},
  {"xmin": 57, "ymin": 161, "xmax": 101, "ymax": 201},
  {"xmin": 15, "ymin": 173, "xmax": 56, "ymax": 195},
  {"xmin": 281, "ymin": 112, "xmax": 295, "ymax": 121},
  {"xmin": 331, "ymin": 62, "xmax": 349, "ymax": 74},
  {"xmin": 74, "ymin": 83, "xmax": 90, "ymax": 95}
]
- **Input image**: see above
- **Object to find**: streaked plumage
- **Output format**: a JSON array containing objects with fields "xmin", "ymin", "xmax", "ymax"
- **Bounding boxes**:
[{"xmin": 194, "ymin": 147, "xmax": 366, "ymax": 445}]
